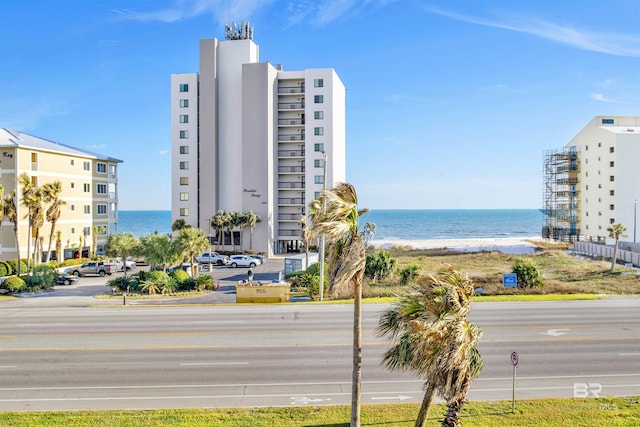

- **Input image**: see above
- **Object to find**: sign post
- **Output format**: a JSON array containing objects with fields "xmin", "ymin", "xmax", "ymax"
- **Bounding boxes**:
[{"xmin": 511, "ymin": 351, "xmax": 519, "ymax": 413}]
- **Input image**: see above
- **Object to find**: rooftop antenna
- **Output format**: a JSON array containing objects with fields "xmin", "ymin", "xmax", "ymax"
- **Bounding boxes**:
[{"xmin": 224, "ymin": 21, "xmax": 254, "ymax": 41}]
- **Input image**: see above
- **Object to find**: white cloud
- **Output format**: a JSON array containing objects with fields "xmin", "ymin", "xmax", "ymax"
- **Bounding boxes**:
[
  {"xmin": 159, "ymin": 150, "xmax": 169, "ymax": 155},
  {"xmin": 590, "ymin": 93, "xmax": 619, "ymax": 103},
  {"xmin": 87, "ymin": 144, "xmax": 106, "ymax": 149},
  {"xmin": 426, "ymin": 7, "xmax": 640, "ymax": 57},
  {"xmin": 286, "ymin": 0, "xmax": 396, "ymax": 27},
  {"xmin": 113, "ymin": 0, "xmax": 273, "ymax": 24}
]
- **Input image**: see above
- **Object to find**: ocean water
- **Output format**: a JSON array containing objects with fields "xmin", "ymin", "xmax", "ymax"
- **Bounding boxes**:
[{"xmin": 117, "ymin": 209, "xmax": 543, "ymax": 241}]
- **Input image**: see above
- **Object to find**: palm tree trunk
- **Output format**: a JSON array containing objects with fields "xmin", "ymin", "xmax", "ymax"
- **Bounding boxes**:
[
  {"xmin": 351, "ymin": 277, "xmax": 362, "ymax": 427},
  {"xmin": 46, "ymin": 222, "xmax": 56, "ymax": 263},
  {"xmin": 611, "ymin": 240, "xmax": 619, "ymax": 273},
  {"xmin": 442, "ymin": 399, "xmax": 462, "ymax": 427},
  {"xmin": 14, "ymin": 225, "xmax": 21, "ymax": 275},
  {"xmin": 415, "ymin": 382, "xmax": 436, "ymax": 427},
  {"xmin": 249, "ymin": 227, "xmax": 254, "ymax": 250}
]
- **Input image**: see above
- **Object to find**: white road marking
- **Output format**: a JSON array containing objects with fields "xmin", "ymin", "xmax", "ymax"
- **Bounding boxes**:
[
  {"xmin": 540, "ymin": 328, "xmax": 571, "ymax": 336},
  {"xmin": 180, "ymin": 362, "xmax": 249, "ymax": 366},
  {"xmin": 371, "ymin": 395, "xmax": 412, "ymax": 401},
  {"xmin": 0, "ymin": 366, "xmax": 16, "ymax": 369},
  {"xmin": 620, "ymin": 353, "xmax": 640, "ymax": 356}
]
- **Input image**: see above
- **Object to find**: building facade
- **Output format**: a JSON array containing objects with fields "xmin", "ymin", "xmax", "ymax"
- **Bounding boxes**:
[
  {"xmin": 543, "ymin": 116, "xmax": 640, "ymax": 244},
  {"xmin": 0, "ymin": 129, "xmax": 121, "ymax": 261},
  {"xmin": 171, "ymin": 24, "xmax": 346, "ymax": 255}
]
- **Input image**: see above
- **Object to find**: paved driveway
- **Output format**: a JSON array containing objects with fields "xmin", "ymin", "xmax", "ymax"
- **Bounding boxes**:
[{"xmin": 0, "ymin": 257, "xmax": 287, "ymax": 308}]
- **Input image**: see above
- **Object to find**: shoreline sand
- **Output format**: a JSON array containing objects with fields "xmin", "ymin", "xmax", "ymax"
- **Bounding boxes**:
[{"xmin": 369, "ymin": 237, "xmax": 542, "ymax": 255}]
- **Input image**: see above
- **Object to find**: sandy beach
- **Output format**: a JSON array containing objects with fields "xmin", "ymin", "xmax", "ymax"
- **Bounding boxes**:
[{"xmin": 369, "ymin": 237, "xmax": 542, "ymax": 255}]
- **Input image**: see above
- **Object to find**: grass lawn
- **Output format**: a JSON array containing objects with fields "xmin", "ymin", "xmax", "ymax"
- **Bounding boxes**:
[{"xmin": 1, "ymin": 398, "xmax": 637, "ymax": 426}]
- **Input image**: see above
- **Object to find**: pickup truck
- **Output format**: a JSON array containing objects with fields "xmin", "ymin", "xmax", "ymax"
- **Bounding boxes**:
[
  {"xmin": 72, "ymin": 261, "xmax": 113, "ymax": 277},
  {"xmin": 106, "ymin": 258, "xmax": 136, "ymax": 272},
  {"xmin": 195, "ymin": 252, "xmax": 230, "ymax": 266}
]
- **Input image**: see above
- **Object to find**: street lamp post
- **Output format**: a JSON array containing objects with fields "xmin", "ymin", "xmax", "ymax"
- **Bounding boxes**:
[
  {"xmin": 319, "ymin": 151, "xmax": 327, "ymax": 301},
  {"xmin": 208, "ymin": 221, "xmax": 213, "ymax": 274}
]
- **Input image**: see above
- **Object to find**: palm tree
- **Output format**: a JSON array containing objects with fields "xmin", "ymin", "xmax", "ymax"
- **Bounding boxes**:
[
  {"xmin": 91, "ymin": 225, "xmax": 99, "ymax": 258},
  {"xmin": 227, "ymin": 212, "xmax": 241, "ymax": 252},
  {"xmin": 245, "ymin": 210, "xmax": 262, "ymax": 251},
  {"xmin": 211, "ymin": 210, "xmax": 228, "ymax": 250},
  {"xmin": 299, "ymin": 215, "xmax": 312, "ymax": 268},
  {"xmin": 18, "ymin": 174, "xmax": 45, "ymax": 272},
  {"xmin": 4, "ymin": 191, "xmax": 21, "ymax": 274},
  {"xmin": 171, "ymin": 219, "xmax": 190, "ymax": 232},
  {"xmin": 176, "ymin": 227, "xmax": 209, "ymax": 276},
  {"xmin": 378, "ymin": 265, "xmax": 483, "ymax": 427},
  {"xmin": 237, "ymin": 213, "xmax": 249, "ymax": 252},
  {"xmin": 141, "ymin": 233, "xmax": 180, "ymax": 272},
  {"xmin": 309, "ymin": 183, "xmax": 373, "ymax": 427},
  {"xmin": 42, "ymin": 180, "xmax": 66, "ymax": 263},
  {"xmin": 607, "ymin": 223, "xmax": 628, "ymax": 273},
  {"xmin": 105, "ymin": 233, "xmax": 143, "ymax": 279}
]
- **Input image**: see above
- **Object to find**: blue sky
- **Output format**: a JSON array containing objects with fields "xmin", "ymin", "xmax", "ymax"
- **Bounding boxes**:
[{"xmin": 2, "ymin": 1, "xmax": 640, "ymax": 210}]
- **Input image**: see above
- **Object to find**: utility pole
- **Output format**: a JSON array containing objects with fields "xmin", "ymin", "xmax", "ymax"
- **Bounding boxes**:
[{"xmin": 319, "ymin": 150, "xmax": 327, "ymax": 301}]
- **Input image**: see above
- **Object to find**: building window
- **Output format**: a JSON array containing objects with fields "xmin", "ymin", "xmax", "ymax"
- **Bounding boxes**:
[
  {"xmin": 71, "ymin": 227, "xmax": 75, "ymax": 234},
  {"xmin": 179, "ymin": 84, "xmax": 189, "ymax": 92},
  {"xmin": 97, "ymin": 184, "xmax": 107, "ymax": 194},
  {"xmin": 180, "ymin": 208, "xmax": 189, "ymax": 216},
  {"xmin": 84, "ymin": 205, "xmax": 91, "ymax": 214},
  {"xmin": 70, "ymin": 159, "xmax": 75, "ymax": 166},
  {"xmin": 180, "ymin": 177, "xmax": 189, "ymax": 185},
  {"xmin": 180, "ymin": 192, "xmax": 189, "ymax": 201},
  {"xmin": 180, "ymin": 99, "xmax": 189, "ymax": 108},
  {"xmin": 314, "ymin": 127, "xmax": 324, "ymax": 136},
  {"xmin": 610, "ymin": 190, "xmax": 615, "ymax": 196},
  {"xmin": 70, "ymin": 182, "xmax": 75, "ymax": 189},
  {"xmin": 610, "ymin": 218, "xmax": 615, "ymax": 224},
  {"xmin": 610, "ymin": 147, "xmax": 615, "ymax": 153},
  {"xmin": 180, "ymin": 146, "xmax": 189, "ymax": 154},
  {"xmin": 83, "ymin": 183, "xmax": 90, "ymax": 193},
  {"xmin": 97, "ymin": 204, "xmax": 107, "ymax": 215},
  {"xmin": 314, "ymin": 111, "xmax": 324, "ymax": 120},
  {"xmin": 179, "ymin": 130, "xmax": 189, "ymax": 139},
  {"xmin": 180, "ymin": 161, "xmax": 189, "ymax": 170},
  {"xmin": 610, "ymin": 204, "xmax": 615, "ymax": 210},
  {"xmin": 97, "ymin": 225, "xmax": 107, "ymax": 235},
  {"xmin": 83, "ymin": 226, "xmax": 91, "ymax": 236},
  {"xmin": 179, "ymin": 115, "xmax": 189, "ymax": 123},
  {"xmin": 314, "ymin": 143, "xmax": 324, "ymax": 152},
  {"xmin": 610, "ymin": 161, "xmax": 614, "ymax": 167},
  {"xmin": 97, "ymin": 163, "xmax": 106, "ymax": 173},
  {"xmin": 314, "ymin": 78, "xmax": 324, "ymax": 88},
  {"xmin": 70, "ymin": 204, "xmax": 75, "ymax": 212},
  {"xmin": 314, "ymin": 159, "xmax": 325, "ymax": 168},
  {"xmin": 314, "ymin": 175, "xmax": 324, "ymax": 184},
  {"xmin": 598, "ymin": 142, "xmax": 602, "ymax": 147},
  {"xmin": 586, "ymin": 185, "xmax": 589, "ymax": 190},
  {"xmin": 602, "ymin": 118, "xmax": 614, "ymax": 124},
  {"xmin": 314, "ymin": 191, "xmax": 321, "ymax": 199},
  {"xmin": 598, "ymin": 184, "xmax": 602, "ymax": 189},
  {"xmin": 314, "ymin": 95, "xmax": 323, "ymax": 104},
  {"xmin": 83, "ymin": 161, "xmax": 90, "ymax": 171},
  {"xmin": 610, "ymin": 175, "xmax": 615, "ymax": 182}
]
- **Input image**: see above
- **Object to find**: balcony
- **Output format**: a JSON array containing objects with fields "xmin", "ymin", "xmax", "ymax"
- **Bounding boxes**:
[
  {"xmin": 279, "ymin": 198, "xmax": 305, "ymax": 205},
  {"xmin": 278, "ymin": 166, "xmax": 305, "ymax": 173},
  {"xmin": 279, "ymin": 213, "xmax": 302, "ymax": 220},
  {"xmin": 278, "ymin": 150, "xmax": 305, "ymax": 158},
  {"xmin": 278, "ymin": 182, "xmax": 305, "ymax": 189},
  {"xmin": 278, "ymin": 118, "xmax": 304, "ymax": 126},
  {"xmin": 279, "ymin": 229, "xmax": 302, "ymax": 237},
  {"xmin": 278, "ymin": 102, "xmax": 305, "ymax": 110},
  {"xmin": 278, "ymin": 134, "xmax": 305, "ymax": 142},
  {"xmin": 278, "ymin": 86, "xmax": 305, "ymax": 94}
]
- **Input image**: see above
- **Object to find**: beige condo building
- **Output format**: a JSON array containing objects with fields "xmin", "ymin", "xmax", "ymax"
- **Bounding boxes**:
[{"xmin": 0, "ymin": 129, "xmax": 121, "ymax": 262}]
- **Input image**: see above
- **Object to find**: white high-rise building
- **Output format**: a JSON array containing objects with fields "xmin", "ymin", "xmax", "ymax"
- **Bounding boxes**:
[
  {"xmin": 543, "ymin": 116, "xmax": 640, "ymax": 244},
  {"xmin": 171, "ymin": 24, "xmax": 346, "ymax": 255}
]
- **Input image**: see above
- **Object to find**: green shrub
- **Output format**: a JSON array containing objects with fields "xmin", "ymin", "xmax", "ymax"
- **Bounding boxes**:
[
  {"xmin": 179, "ymin": 277, "xmax": 197, "ymax": 291},
  {"xmin": 169, "ymin": 269, "xmax": 190, "ymax": 284},
  {"xmin": 299, "ymin": 273, "xmax": 320, "ymax": 300},
  {"xmin": 60, "ymin": 258, "xmax": 91, "ymax": 267},
  {"xmin": 513, "ymin": 258, "xmax": 544, "ymax": 288},
  {"xmin": 106, "ymin": 276, "xmax": 135, "ymax": 293},
  {"xmin": 306, "ymin": 262, "xmax": 320, "ymax": 276},
  {"xmin": 7, "ymin": 259, "xmax": 28, "ymax": 275},
  {"xmin": 147, "ymin": 270, "xmax": 170, "ymax": 285},
  {"xmin": 365, "ymin": 250, "xmax": 396, "ymax": 281},
  {"xmin": 399, "ymin": 263, "xmax": 422, "ymax": 286},
  {"xmin": 33, "ymin": 265, "xmax": 57, "ymax": 289},
  {"xmin": 161, "ymin": 277, "xmax": 178, "ymax": 295},
  {"xmin": 0, "ymin": 262, "xmax": 9, "ymax": 277},
  {"xmin": 195, "ymin": 274, "xmax": 214, "ymax": 291},
  {"xmin": 3, "ymin": 276, "xmax": 26, "ymax": 293},
  {"xmin": 22, "ymin": 275, "xmax": 43, "ymax": 292}
]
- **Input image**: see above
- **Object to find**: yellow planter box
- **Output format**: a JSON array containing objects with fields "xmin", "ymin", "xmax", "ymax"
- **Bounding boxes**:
[{"xmin": 235, "ymin": 284, "xmax": 290, "ymax": 303}]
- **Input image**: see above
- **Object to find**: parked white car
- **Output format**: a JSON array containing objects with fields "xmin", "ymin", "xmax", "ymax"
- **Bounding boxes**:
[
  {"xmin": 106, "ymin": 257, "xmax": 136, "ymax": 272},
  {"xmin": 229, "ymin": 255, "xmax": 259, "ymax": 268}
]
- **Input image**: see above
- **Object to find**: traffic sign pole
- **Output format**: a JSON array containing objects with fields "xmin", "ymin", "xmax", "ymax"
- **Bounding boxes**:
[{"xmin": 511, "ymin": 351, "xmax": 519, "ymax": 413}]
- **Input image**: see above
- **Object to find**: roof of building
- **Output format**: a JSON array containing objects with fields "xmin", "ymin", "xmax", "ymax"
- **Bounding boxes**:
[{"xmin": 0, "ymin": 128, "xmax": 122, "ymax": 162}]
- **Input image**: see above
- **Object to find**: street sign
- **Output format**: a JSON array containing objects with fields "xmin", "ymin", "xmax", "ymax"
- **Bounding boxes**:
[
  {"xmin": 511, "ymin": 351, "xmax": 519, "ymax": 367},
  {"xmin": 503, "ymin": 273, "xmax": 517, "ymax": 288}
]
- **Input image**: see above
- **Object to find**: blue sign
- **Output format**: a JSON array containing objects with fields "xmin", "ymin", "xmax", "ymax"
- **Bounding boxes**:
[{"xmin": 503, "ymin": 273, "xmax": 517, "ymax": 288}]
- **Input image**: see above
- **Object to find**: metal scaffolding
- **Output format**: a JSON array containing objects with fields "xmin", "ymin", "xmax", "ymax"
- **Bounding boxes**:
[{"xmin": 542, "ymin": 147, "xmax": 580, "ymax": 242}]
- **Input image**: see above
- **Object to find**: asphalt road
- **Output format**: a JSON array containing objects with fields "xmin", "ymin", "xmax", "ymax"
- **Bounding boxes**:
[{"xmin": 0, "ymin": 298, "xmax": 638, "ymax": 411}]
